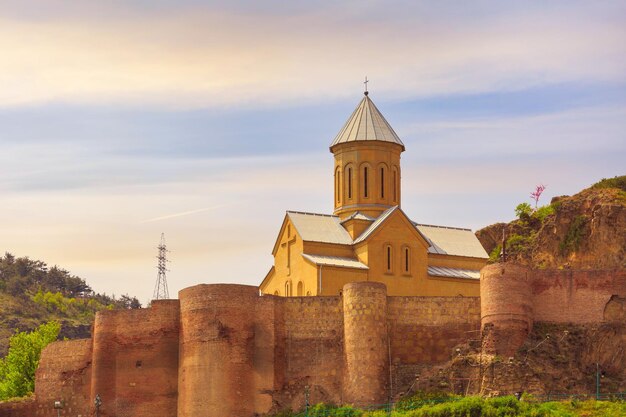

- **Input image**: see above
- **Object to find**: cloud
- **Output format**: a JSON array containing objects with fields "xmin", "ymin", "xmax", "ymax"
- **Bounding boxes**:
[
  {"xmin": 139, "ymin": 205, "xmax": 227, "ymax": 223},
  {"xmin": 0, "ymin": 2, "xmax": 624, "ymax": 108}
]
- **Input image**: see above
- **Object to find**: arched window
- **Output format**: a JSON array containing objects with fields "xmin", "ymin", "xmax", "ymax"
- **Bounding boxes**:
[
  {"xmin": 385, "ymin": 244, "xmax": 393, "ymax": 273},
  {"xmin": 297, "ymin": 281, "xmax": 304, "ymax": 296},
  {"xmin": 345, "ymin": 166, "xmax": 353, "ymax": 200},
  {"xmin": 402, "ymin": 245, "xmax": 411, "ymax": 275},
  {"xmin": 392, "ymin": 166, "xmax": 399, "ymax": 203},
  {"xmin": 379, "ymin": 165, "xmax": 387, "ymax": 199},
  {"xmin": 285, "ymin": 281, "xmax": 292, "ymax": 297},
  {"xmin": 306, "ymin": 291, "xmax": 311, "ymax": 296},
  {"xmin": 274, "ymin": 290, "xmax": 280, "ymax": 296},
  {"xmin": 335, "ymin": 167, "xmax": 341, "ymax": 204},
  {"xmin": 363, "ymin": 166, "xmax": 369, "ymax": 198}
]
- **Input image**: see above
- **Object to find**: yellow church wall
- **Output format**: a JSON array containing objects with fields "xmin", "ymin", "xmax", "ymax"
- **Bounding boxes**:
[
  {"xmin": 354, "ymin": 244, "xmax": 368, "ymax": 265},
  {"xmin": 302, "ymin": 241, "xmax": 354, "ymax": 258},
  {"xmin": 263, "ymin": 218, "xmax": 313, "ymax": 296},
  {"xmin": 261, "ymin": 248, "xmax": 319, "ymax": 296},
  {"xmin": 427, "ymin": 253, "xmax": 487, "ymax": 270},
  {"xmin": 353, "ymin": 211, "xmax": 429, "ymax": 296},
  {"xmin": 342, "ymin": 218, "xmax": 372, "ymax": 240},
  {"xmin": 416, "ymin": 275, "xmax": 480, "ymax": 297},
  {"xmin": 412, "ymin": 253, "xmax": 484, "ymax": 297},
  {"xmin": 297, "ymin": 259, "xmax": 320, "ymax": 296},
  {"xmin": 316, "ymin": 266, "xmax": 368, "ymax": 296}
]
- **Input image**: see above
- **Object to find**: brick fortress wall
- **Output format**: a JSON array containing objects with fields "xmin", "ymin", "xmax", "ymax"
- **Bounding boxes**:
[
  {"xmin": 4, "ymin": 267, "xmax": 621, "ymax": 417},
  {"xmin": 481, "ymin": 263, "xmax": 626, "ymax": 356},
  {"xmin": 0, "ymin": 282, "xmax": 480, "ymax": 416}
]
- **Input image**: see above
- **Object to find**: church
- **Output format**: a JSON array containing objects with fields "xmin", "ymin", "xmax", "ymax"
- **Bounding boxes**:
[{"xmin": 260, "ymin": 91, "xmax": 488, "ymax": 297}]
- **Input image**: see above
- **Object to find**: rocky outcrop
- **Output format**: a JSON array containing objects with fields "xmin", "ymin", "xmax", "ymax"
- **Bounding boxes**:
[
  {"xmin": 533, "ymin": 188, "xmax": 626, "ymax": 269},
  {"xmin": 476, "ymin": 177, "xmax": 626, "ymax": 270}
]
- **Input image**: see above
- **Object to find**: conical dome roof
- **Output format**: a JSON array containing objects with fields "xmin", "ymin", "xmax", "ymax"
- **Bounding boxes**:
[{"xmin": 330, "ymin": 93, "xmax": 405, "ymax": 151}]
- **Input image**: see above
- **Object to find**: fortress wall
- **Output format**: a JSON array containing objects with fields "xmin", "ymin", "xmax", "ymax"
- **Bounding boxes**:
[
  {"xmin": 33, "ymin": 339, "xmax": 92, "ymax": 416},
  {"xmin": 480, "ymin": 264, "xmax": 534, "ymax": 356},
  {"xmin": 178, "ymin": 284, "xmax": 258, "ymax": 417},
  {"xmin": 387, "ymin": 296, "xmax": 481, "ymax": 365},
  {"xmin": 91, "ymin": 308, "xmax": 118, "ymax": 416},
  {"xmin": 342, "ymin": 282, "xmax": 389, "ymax": 405},
  {"xmin": 112, "ymin": 300, "xmax": 180, "ymax": 417},
  {"xmin": 91, "ymin": 300, "xmax": 180, "ymax": 417},
  {"xmin": 280, "ymin": 296, "xmax": 344, "ymax": 407},
  {"xmin": 531, "ymin": 269, "xmax": 626, "ymax": 323},
  {"xmin": 253, "ymin": 295, "xmax": 282, "ymax": 414},
  {"xmin": 0, "ymin": 400, "xmax": 35, "ymax": 417},
  {"xmin": 480, "ymin": 264, "xmax": 626, "ymax": 356}
]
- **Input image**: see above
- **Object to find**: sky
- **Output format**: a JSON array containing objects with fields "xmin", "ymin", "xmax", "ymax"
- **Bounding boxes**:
[{"xmin": 1, "ymin": 1, "xmax": 625, "ymax": 305}]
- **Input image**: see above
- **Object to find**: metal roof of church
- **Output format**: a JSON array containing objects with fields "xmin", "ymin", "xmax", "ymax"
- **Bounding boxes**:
[
  {"xmin": 287, "ymin": 211, "xmax": 353, "ymax": 245},
  {"xmin": 427, "ymin": 266, "xmax": 481, "ymax": 280},
  {"xmin": 330, "ymin": 93, "xmax": 405, "ymax": 150},
  {"xmin": 284, "ymin": 210, "xmax": 488, "ymax": 259},
  {"xmin": 415, "ymin": 223, "xmax": 489, "ymax": 259},
  {"xmin": 302, "ymin": 254, "xmax": 369, "ymax": 270}
]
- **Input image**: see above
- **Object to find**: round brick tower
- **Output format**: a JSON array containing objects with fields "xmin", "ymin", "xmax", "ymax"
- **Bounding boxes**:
[
  {"xmin": 342, "ymin": 281, "xmax": 389, "ymax": 405},
  {"xmin": 91, "ymin": 311, "xmax": 118, "ymax": 416},
  {"xmin": 481, "ymin": 263, "xmax": 534, "ymax": 356},
  {"xmin": 178, "ymin": 284, "xmax": 258, "ymax": 417}
]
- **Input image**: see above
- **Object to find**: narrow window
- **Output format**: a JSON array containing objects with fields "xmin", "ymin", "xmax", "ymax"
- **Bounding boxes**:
[
  {"xmin": 385, "ymin": 245, "xmax": 393, "ymax": 273},
  {"xmin": 380, "ymin": 167, "xmax": 385, "ymax": 198},
  {"xmin": 404, "ymin": 247, "xmax": 410, "ymax": 273},
  {"xmin": 335, "ymin": 167, "xmax": 341, "ymax": 204},
  {"xmin": 348, "ymin": 168, "xmax": 353, "ymax": 199},
  {"xmin": 393, "ymin": 170, "xmax": 397, "ymax": 202},
  {"xmin": 364, "ymin": 166, "xmax": 369, "ymax": 198},
  {"xmin": 297, "ymin": 281, "xmax": 303, "ymax": 296}
]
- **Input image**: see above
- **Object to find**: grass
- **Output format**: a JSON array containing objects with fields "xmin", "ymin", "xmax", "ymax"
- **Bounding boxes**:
[{"xmin": 266, "ymin": 396, "xmax": 626, "ymax": 417}]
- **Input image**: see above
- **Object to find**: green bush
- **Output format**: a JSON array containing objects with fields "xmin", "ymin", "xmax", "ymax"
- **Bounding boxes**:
[
  {"xmin": 488, "ymin": 244, "xmax": 502, "ymax": 263},
  {"xmin": 0, "ymin": 321, "xmax": 60, "ymax": 400},
  {"xmin": 515, "ymin": 203, "xmax": 533, "ymax": 221},
  {"xmin": 591, "ymin": 175, "xmax": 626, "ymax": 192},
  {"xmin": 559, "ymin": 215, "xmax": 588, "ymax": 255},
  {"xmin": 533, "ymin": 205, "xmax": 555, "ymax": 223},
  {"xmin": 506, "ymin": 233, "xmax": 535, "ymax": 255}
]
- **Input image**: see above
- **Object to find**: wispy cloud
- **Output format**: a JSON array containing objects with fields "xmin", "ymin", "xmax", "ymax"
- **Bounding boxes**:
[{"xmin": 139, "ymin": 205, "xmax": 227, "ymax": 223}]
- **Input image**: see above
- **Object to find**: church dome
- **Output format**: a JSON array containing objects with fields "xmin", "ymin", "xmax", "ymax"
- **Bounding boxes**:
[{"xmin": 330, "ymin": 93, "xmax": 405, "ymax": 151}]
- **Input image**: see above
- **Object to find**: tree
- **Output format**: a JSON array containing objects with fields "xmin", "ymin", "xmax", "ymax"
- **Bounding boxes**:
[
  {"xmin": 530, "ymin": 184, "xmax": 546, "ymax": 208},
  {"xmin": 0, "ymin": 321, "xmax": 60, "ymax": 400}
]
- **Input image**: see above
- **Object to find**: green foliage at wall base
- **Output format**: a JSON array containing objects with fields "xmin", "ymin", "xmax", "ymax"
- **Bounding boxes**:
[{"xmin": 0, "ymin": 321, "xmax": 60, "ymax": 400}]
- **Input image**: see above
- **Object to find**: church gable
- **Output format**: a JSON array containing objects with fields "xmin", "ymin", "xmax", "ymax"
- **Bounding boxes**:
[
  {"xmin": 353, "ymin": 206, "xmax": 429, "ymax": 249},
  {"xmin": 270, "ymin": 215, "xmax": 303, "ymax": 278}
]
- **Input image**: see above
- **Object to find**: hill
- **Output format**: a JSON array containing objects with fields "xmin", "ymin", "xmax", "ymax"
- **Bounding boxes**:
[
  {"xmin": 0, "ymin": 253, "xmax": 141, "ymax": 356},
  {"xmin": 476, "ymin": 175, "xmax": 626, "ymax": 270}
]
